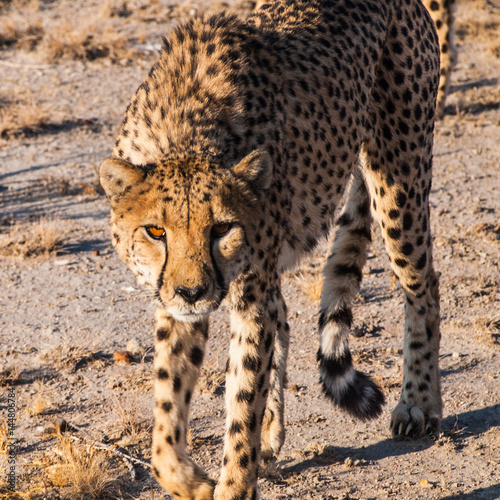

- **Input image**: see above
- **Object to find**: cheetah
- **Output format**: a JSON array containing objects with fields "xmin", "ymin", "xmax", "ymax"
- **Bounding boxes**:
[
  {"xmin": 423, "ymin": 0, "xmax": 457, "ymax": 117},
  {"xmin": 100, "ymin": 0, "xmax": 442, "ymax": 498},
  {"xmin": 256, "ymin": 0, "xmax": 456, "ymax": 116}
]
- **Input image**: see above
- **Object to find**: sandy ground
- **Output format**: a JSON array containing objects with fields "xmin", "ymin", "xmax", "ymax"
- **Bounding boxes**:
[{"xmin": 0, "ymin": 0, "xmax": 499, "ymax": 499}]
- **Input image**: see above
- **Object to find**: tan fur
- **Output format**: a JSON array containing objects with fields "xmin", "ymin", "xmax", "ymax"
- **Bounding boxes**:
[
  {"xmin": 101, "ymin": 1, "xmax": 442, "ymax": 498},
  {"xmin": 256, "ymin": 0, "xmax": 457, "ymax": 117},
  {"xmin": 422, "ymin": 0, "xmax": 457, "ymax": 117}
]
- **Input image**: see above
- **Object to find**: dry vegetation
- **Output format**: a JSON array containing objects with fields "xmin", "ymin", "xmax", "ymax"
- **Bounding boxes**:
[
  {"xmin": 0, "ymin": 217, "xmax": 64, "ymax": 259},
  {"xmin": 112, "ymin": 397, "xmax": 152, "ymax": 447},
  {"xmin": 293, "ymin": 271, "xmax": 323, "ymax": 302},
  {"xmin": 39, "ymin": 17, "xmax": 132, "ymax": 63},
  {"xmin": 44, "ymin": 430, "xmax": 121, "ymax": 499},
  {"xmin": 0, "ymin": 0, "xmax": 259, "ymax": 63},
  {"xmin": 38, "ymin": 345, "xmax": 105, "ymax": 372},
  {"xmin": 197, "ymin": 364, "xmax": 225, "ymax": 395},
  {"xmin": 0, "ymin": 11, "xmax": 42, "ymax": 50},
  {"xmin": 0, "ymin": 0, "xmax": 135, "ymax": 62},
  {"xmin": 474, "ymin": 315, "xmax": 500, "ymax": 346},
  {"xmin": 0, "ymin": 431, "xmax": 124, "ymax": 499},
  {"xmin": 0, "ymin": 94, "xmax": 52, "ymax": 139},
  {"xmin": 0, "ymin": 365, "xmax": 22, "ymax": 387},
  {"xmin": 29, "ymin": 380, "xmax": 56, "ymax": 417},
  {"xmin": 45, "ymin": 168, "xmax": 105, "ymax": 198},
  {"xmin": 0, "ymin": 417, "xmax": 8, "ymax": 455}
]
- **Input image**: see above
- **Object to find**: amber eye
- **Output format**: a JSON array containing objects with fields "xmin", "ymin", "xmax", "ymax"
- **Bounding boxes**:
[
  {"xmin": 211, "ymin": 223, "xmax": 232, "ymax": 238},
  {"xmin": 146, "ymin": 226, "xmax": 166, "ymax": 240}
]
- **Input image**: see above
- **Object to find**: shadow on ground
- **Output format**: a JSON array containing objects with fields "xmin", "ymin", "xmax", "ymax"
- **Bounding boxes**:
[{"xmin": 282, "ymin": 404, "xmax": 499, "ymax": 474}]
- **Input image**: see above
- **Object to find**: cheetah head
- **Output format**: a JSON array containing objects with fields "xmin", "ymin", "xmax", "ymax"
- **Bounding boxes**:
[{"xmin": 100, "ymin": 150, "xmax": 272, "ymax": 322}]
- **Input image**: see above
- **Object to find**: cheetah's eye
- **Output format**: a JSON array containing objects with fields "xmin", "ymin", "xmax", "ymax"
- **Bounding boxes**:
[
  {"xmin": 146, "ymin": 226, "xmax": 166, "ymax": 240},
  {"xmin": 211, "ymin": 223, "xmax": 233, "ymax": 238}
]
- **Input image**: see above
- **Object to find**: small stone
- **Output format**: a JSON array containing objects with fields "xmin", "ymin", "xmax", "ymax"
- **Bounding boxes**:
[
  {"xmin": 45, "ymin": 419, "xmax": 69, "ymax": 434},
  {"xmin": 126, "ymin": 339, "xmax": 144, "ymax": 356},
  {"xmin": 114, "ymin": 351, "xmax": 134, "ymax": 363}
]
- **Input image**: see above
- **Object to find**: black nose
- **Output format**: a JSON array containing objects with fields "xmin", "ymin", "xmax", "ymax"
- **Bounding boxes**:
[{"xmin": 175, "ymin": 285, "xmax": 206, "ymax": 304}]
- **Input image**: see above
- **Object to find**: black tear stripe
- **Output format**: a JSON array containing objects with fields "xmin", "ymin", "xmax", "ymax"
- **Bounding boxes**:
[
  {"xmin": 210, "ymin": 243, "xmax": 228, "ymax": 303},
  {"xmin": 156, "ymin": 246, "xmax": 169, "ymax": 297}
]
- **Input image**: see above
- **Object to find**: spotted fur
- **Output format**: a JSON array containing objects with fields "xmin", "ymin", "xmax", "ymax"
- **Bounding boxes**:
[
  {"xmin": 101, "ymin": 1, "xmax": 442, "ymax": 498},
  {"xmin": 256, "ymin": 0, "xmax": 456, "ymax": 117},
  {"xmin": 422, "ymin": 0, "xmax": 457, "ymax": 117}
]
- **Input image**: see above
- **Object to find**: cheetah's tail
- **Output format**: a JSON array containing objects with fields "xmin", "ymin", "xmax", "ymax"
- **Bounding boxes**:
[{"xmin": 316, "ymin": 312, "xmax": 385, "ymax": 421}]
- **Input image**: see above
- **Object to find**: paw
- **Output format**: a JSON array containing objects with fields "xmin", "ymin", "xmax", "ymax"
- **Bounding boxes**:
[
  {"xmin": 153, "ymin": 459, "xmax": 215, "ymax": 500},
  {"xmin": 214, "ymin": 484, "xmax": 257, "ymax": 500},
  {"xmin": 390, "ymin": 403, "xmax": 440, "ymax": 438},
  {"xmin": 260, "ymin": 457, "xmax": 281, "ymax": 479},
  {"xmin": 192, "ymin": 480, "xmax": 215, "ymax": 500},
  {"xmin": 161, "ymin": 478, "xmax": 214, "ymax": 500},
  {"xmin": 260, "ymin": 408, "xmax": 285, "ymax": 464}
]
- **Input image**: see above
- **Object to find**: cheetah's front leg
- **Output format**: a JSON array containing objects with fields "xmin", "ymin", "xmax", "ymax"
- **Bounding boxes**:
[
  {"xmin": 215, "ymin": 288, "xmax": 278, "ymax": 500},
  {"xmin": 152, "ymin": 309, "xmax": 215, "ymax": 500}
]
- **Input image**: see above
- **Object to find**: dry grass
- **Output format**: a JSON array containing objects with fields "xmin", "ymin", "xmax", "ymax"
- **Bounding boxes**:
[
  {"xmin": 38, "ymin": 345, "xmax": 103, "ymax": 372},
  {"xmin": 125, "ymin": 338, "xmax": 146, "ymax": 360},
  {"xmin": 293, "ymin": 271, "xmax": 323, "ymax": 302},
  {"xmin": 0, "ymin": 217, "xmax": 64, "ymax": 259},
  {"xmin": 0, "ymin": 0, "xmax": 42, "ymax": 50},
  {"xmin": 0, "ymin": 417, "xmax": 8, "ymax": 455},
  {"xmin": 474, "ymin": 315, "xmax": 500, "ymax": 346},
  {"xmin": 39, "ymin": 17, "xmax": 131, "ymax": 62},
  {"xmin": 29, "ymin": 380, "xmax": 56, "ymax": 417},
  {"xmin": 197, "ymin": 364, "xmax": 225, "ymax": 395},
  {"xmin": 112, "ymin": 397, "xmax": 152, "ymax": 447},
  {"xmin": 99, "ymin": 0, "xmax": 134, "ymax": 19},
  {"xmin": 117, "ymin": 362, "xmax": 153, "ymax": 391},
  {"xmin": 46, "ymin": 430, "xmax": 121, "ymax": 499},
  {"xmin": 0, "ymin": 12, "xmax": 43, "ymax": 50},
  {"xmin": 0, "ymin": 95, "xmax": 52, "ymax": 139},
  {"xmin": 46, "ymin": 168, "xmax": 105, "ymax": 198},
  {"xmin": 0, "ymin": 365, "xmax": 22, "ymax": 387},
  {"xmin": 0, "ymin": 0, "xmax": 134, "ymax": 62}
]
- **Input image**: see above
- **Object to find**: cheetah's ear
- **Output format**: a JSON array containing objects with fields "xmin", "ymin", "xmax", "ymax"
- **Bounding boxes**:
[
  {"xmin": 100, "ymin": 158, "xmax": 146, "ymax": 200},
  {"xmin": 233, "ymin": 150, "xmax": 273, "ymax": 193}
]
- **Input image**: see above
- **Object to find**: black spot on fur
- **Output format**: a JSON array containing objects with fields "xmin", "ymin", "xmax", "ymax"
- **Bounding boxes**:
[
  {"xmin": 229, "ymin": 421, "xmax": 243, "ymax": 435},
  {"xmin": 173, "ymin": 375, "xmax": 182, "ymax": 392},
  {"xmin": 190, "ymin": 346, "xmax": 204, "ymax": 367},
  {"xmin": 156, "ymin": 328, "xmax": 170, "ymax": 341},
  {"xmin": 236, "ymin": 390, "xmax": 255, "ymax": 404}
]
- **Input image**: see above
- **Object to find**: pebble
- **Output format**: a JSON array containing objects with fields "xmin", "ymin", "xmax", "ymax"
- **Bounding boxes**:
[{"xmin": 114, "ymin": 350, "xmax": 134, "ymax": 363}]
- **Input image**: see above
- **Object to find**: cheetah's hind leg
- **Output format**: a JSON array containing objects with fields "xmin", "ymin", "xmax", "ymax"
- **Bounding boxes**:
[
  {"xmin": 317, "ymin": 170, "xmax": 385, "ymax": 421},
  {"xmin": 360, "ymin": 0, "xmax": 442, "ymax": 437}
]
